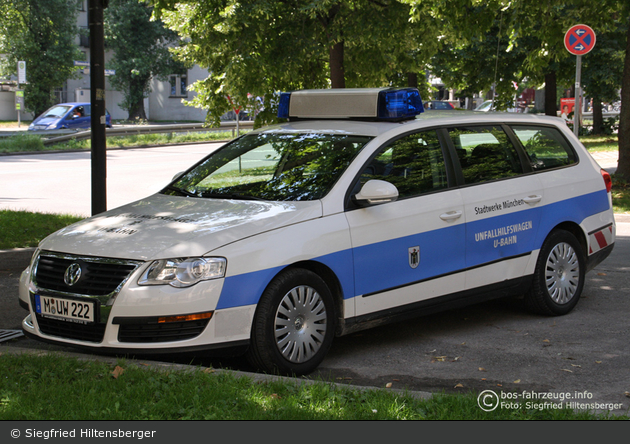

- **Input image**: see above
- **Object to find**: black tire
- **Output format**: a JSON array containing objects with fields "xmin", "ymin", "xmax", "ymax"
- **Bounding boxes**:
[
  {"xmin": 246, "ymin": 268, "xmax": 336, "ymax": 376},
  {"xmin": 525, "ymin": 230, "xmax": 585, "ymax": 316}
]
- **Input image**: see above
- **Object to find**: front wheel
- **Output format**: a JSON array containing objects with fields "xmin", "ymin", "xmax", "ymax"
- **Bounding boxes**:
[
  {"xmin": 246, "ymin": 268, "xmax": 336, "ymax": 376},
  {"xmin": 525, "ymin": 230, "xmax": 585, "ymax": 316}
]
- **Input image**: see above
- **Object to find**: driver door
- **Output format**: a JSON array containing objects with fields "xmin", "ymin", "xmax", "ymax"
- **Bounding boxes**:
[{"xmin": 345, "ymin": 129, "xmax": 466, "ymax": 317}]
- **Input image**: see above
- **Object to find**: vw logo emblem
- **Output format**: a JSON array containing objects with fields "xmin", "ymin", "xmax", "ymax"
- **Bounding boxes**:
[{"xmin": 64, "ymin": 263, "xmax": 82, "ymax": 287}]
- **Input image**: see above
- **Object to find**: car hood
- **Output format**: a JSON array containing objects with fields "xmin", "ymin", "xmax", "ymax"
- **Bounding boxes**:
[{"xmin": 38, "ymin": 193, "xmax": 323, "ymax": 261}]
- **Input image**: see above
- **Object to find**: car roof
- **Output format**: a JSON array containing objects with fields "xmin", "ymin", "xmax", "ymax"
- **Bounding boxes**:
[{"xmin": 254, "ymin": 111, "xmax": 567, "ymax": 138}]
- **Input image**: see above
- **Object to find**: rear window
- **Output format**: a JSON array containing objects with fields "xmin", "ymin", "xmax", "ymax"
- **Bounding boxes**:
[{"xmin": 510, "ymin": 126, "xmax": 577, "ymax": 171}]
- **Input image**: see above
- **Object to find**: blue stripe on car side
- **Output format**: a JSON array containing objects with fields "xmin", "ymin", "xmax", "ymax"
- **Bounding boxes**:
[
  {"xmin": 351, "ymin": 223, "xmax": 466, "ymax": 296},
  {"xmin": 216, "ymin": 189, "xmax": 611, "ymax": 310},
  {"xmin": 216, "ymin": 249, "xmax": 355, "ymax": 309}
]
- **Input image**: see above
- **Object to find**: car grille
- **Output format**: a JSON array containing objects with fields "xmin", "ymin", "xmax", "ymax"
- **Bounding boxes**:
[
  {"xmin": 34, "ymin": 253, "xmax": 139, "ymax": 297},
  {"xmin": 35, "ymin": 315, "xmax": 107, "ymax": 343},
  {"xmin": 31, "ymin": 251, "xmax": 142, "ymax": 343},
  {"xmin": 117, "ymin": 319, "xmax": 211, "ymax": 343}
]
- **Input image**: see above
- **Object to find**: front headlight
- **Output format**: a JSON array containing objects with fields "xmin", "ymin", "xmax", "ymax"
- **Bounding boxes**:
[{"xmin": 138, "ymin": 257, "xmax": 227, "ymax": 288}]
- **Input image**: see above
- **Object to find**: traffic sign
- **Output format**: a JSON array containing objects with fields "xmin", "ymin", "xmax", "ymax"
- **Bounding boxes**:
[
  {"xmin": 17, "ymin": 61, "xmax": 26, "ymax": 84},
  {"xmin": 564, "ymin": 24, "xmax": 596, "ymax": 55}
]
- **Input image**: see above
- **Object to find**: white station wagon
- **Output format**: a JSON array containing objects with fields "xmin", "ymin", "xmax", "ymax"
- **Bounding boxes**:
[{"xmin": 19, "ymin": 88, "xmax": 615, "ymax": 375}]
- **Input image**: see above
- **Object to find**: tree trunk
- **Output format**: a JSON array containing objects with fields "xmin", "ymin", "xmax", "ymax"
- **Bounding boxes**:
[
  {"xmin": 617, "ymin": 18, "xmax": 630, "ymax": 181},
  {"xmin": 128, "ymin": 98, "xmax": 147, "ymax": 121},
  {"xmin": 329, "ymin": 40, "xmax": 345, "ymax": 88},
  {"xmin": 407, "ymin": 72, "xmax": 418, "ymax": 88},
  {"xmin": 544, "ymin": 71, "xmax": 557, "ymax": 117},
  {"xmin": 591, "ymin": 97, "xmax": 604, "ymax": 135}
]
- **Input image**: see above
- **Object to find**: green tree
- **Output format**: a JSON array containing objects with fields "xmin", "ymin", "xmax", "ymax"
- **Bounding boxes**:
[
  {"xmin": 151, "ymin": 0, "xmax": 438, "ymax": 126},
  {"xmin": 0, "ymin": 0, "xmax": 81, "ymax": 117},
  {"xmin": 617, "ymin": 9, "xmax": 630, "ymax": 182},
  {"xmin": 581, "ymin": 23, "xmax": 625, "ymax": 135},
  {"xmin": 429, "ymin": 13, "xmax": 532, "ymax": 110},
  {"xmin": 104, "ymin": 0, "xmax": 185, "ymax": 120}
]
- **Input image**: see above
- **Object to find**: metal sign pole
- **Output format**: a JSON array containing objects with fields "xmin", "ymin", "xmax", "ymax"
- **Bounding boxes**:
[
  {"xmin": 564, "ymin": 24, "xmax": 595, "ymax": 137},
  {"xmin": 574, "ymin": 55, "xmax": 582, "ymax": 137}
]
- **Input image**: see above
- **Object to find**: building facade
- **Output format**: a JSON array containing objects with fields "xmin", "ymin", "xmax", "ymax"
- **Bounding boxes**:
[{"xmin": 0, "ymin": 1, "xmax": 208, "ymax": 122}]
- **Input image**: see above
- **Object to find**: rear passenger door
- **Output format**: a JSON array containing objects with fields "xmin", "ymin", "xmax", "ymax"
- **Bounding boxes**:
[
  {"xmin": 346, "ymin": 129, "xmax": 466, "ymax": 317},
  {"xmin": 446, "ymin": 125, "xmax": 544, "ymax": 290}
]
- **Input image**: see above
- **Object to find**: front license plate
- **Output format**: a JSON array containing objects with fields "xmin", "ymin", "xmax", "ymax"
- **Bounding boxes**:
[{"xmin": 34, "ymin": 295, "xmax": 95, "ymax": 324}]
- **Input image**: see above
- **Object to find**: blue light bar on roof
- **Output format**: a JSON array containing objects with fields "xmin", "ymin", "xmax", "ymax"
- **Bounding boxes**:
[
  {"xmin": 278, "ymin": 92, "xmax": 291, "ymax": 120},
  {"xmin": 277, "ymin": 88, "xmax": 424, "ymax": 120},
  {"xmin": 378, "ymin": 88, "xmax": 424, "ymax": 119}
]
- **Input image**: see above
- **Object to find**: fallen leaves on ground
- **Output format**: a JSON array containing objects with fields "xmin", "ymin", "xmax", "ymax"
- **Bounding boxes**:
[{"xmin": 111, "ymin": 365, "xmax": 124, "ymax": 379}]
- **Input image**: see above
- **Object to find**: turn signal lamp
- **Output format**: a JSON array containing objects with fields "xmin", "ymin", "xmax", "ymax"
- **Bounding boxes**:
[
  {"xmin": 277, "ymin": 88, "xmax": 424, "ymax": 121},
  {"xmin": 158, "ymin": 312, "xmax": 213, "ymax": 324}
]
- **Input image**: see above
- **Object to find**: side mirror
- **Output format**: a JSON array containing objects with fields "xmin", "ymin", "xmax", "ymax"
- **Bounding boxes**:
[
  {"xmin": 353, "ymin": 179, "xmax": 398, "ymax": 207},
  {"xmin": 172, "ymin": 171, "xmax": 185, "ymax": 182}
]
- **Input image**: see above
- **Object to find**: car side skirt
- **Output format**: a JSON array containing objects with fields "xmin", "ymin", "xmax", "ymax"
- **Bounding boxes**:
[{"xmin": 340, "ymin": 275, "xmax": 532, "ymax": 336}]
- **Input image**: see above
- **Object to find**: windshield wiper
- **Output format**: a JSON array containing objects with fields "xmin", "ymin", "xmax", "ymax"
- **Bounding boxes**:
[
  {"xmin": 164, "ymin": 185, "xmax": 197, "ymax": 197},
  {"xmin": 200, "ymin": 191, "xmax": 267, "ymax": 201}
]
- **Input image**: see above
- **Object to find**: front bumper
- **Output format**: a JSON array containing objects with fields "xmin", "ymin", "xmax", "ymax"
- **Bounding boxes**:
[{"xmin": 19, "ymin": 251, "xmax": 255, "ymax": 354}]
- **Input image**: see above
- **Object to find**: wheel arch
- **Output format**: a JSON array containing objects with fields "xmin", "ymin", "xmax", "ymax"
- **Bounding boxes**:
[
  {"xmin": 274, "ymin": 260, "xmax": 346, "ymax": 336},
  {"xmin": 549, "ymin": 221, "xmax": 587, "ymax": 257}
]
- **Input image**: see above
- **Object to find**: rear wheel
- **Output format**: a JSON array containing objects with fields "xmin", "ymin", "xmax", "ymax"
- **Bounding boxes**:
[
  {"xmin": 526, "ymin": 230, "xmax": 585, "ymax": 316},
  {"xmin": 246, "ymin": 268, "xmax": 336, "ymax": 376}
]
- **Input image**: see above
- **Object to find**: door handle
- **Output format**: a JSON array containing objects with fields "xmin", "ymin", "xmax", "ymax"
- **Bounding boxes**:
[
  {"xmin": 440, "ymin": 210, "xmax": 463, "ymax": 221},
  {"xmin": 523, "ymin": 195, "xmax": 542, "ymax": 205}
]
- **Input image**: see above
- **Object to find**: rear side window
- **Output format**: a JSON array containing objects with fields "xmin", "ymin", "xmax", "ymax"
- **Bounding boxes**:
[
  {"xmin": 510, "ymin": 126, "xmax": 577, "ymax": 171},
  {"xmin": 448, "ymin": 126, "xmax": 523, "ymax": 184}
]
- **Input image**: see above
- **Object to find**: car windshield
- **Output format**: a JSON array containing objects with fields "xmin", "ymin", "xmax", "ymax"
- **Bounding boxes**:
[
  {"xmin": 42, "ymin": 105, "xmax": 71, "ymax": 118},
  {"xmin": 164, "ymin": 132, "xmax": 373, "ymax": 201}
]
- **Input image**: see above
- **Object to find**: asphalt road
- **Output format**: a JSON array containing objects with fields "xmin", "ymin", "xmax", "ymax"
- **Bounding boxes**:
[
  {"xmin": 0, "ymin": 142, "xmax": 223, "ymax": 217},
  {"xmin": 1, "ymin": 145, "xmax": 628, "ymax": 415}
]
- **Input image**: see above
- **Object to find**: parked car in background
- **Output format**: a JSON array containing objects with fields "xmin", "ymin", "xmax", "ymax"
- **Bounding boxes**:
[
  {"xmin": 28, "ymin": 102, "xmax": 112, "ymax": 131},
  {"xmin": 474, "ymin": 100, "xmax": 494, "ymax": 112},
  {"xmin": 424, "ymin": 100, "xmax": 455, "ymax": 110}
]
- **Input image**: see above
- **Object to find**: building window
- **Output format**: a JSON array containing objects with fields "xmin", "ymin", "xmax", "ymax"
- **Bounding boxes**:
[{"xmin": 169, "ymin": 74, "xmax": 188, "ymax": 98}]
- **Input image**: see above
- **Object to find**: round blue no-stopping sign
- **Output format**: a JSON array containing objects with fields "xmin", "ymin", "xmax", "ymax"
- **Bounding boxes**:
[{"xmin": 564, "ymin": 24, "xmax": 596, "ymax": 56}]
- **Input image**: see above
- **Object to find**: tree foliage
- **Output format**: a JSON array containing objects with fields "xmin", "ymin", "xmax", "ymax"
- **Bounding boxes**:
[
  {"xmin": 151, "ymin": 0, "xmax": 630, "ymax": 180},
  {"xmin": 151, "ymin": 0, "xmax": 440, "ymax": 126},
  {"xmin": 104, "ymin": 0, "xmax": 185, "ymax": 120},
  {"xmin": 0, "ymin": 0, "xmax": 81, "ymax": 117}
]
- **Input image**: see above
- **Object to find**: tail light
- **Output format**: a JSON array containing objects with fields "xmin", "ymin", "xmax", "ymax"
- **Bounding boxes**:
[{"xmin": 601, "ymin": 169, "xmax": 612, "ymax": 193}]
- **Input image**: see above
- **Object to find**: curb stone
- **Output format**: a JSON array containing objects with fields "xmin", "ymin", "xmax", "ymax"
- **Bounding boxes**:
[{"xmin": 0, "ymin": 247, "xmax": 35, "ymax": 271}]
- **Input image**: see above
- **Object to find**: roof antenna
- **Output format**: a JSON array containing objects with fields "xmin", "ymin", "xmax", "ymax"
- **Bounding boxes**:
[{"xmin": 492, "ymin": 9, "xmax": 505, "ymax": 110}]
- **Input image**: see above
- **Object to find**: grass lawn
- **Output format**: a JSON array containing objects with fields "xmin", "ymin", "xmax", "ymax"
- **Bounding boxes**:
[
  {"xmin": 0, "ymin": 210, "xmax": 83, "ymax": 250},
  {"xmin": 0, "ymin": 351, "xmax": 625, "ymax": 420}
]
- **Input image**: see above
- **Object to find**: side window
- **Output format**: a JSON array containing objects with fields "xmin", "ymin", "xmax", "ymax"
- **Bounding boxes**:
[
  {"xmin": 360, "ymin": 130, "xmax": 448, "ymax": 199},
  {"xmin": 510, "ymin": 126, "xmax": 577, "ymax": 171},
  {"xmin": 448, "ymin": 126, "xmax": 523, "ymax": 184}
]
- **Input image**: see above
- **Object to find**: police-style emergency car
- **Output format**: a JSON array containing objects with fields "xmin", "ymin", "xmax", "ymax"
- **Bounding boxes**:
[{"xmin": 19, "ymin": 88, "xmax": 615, "ymax": 376}]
